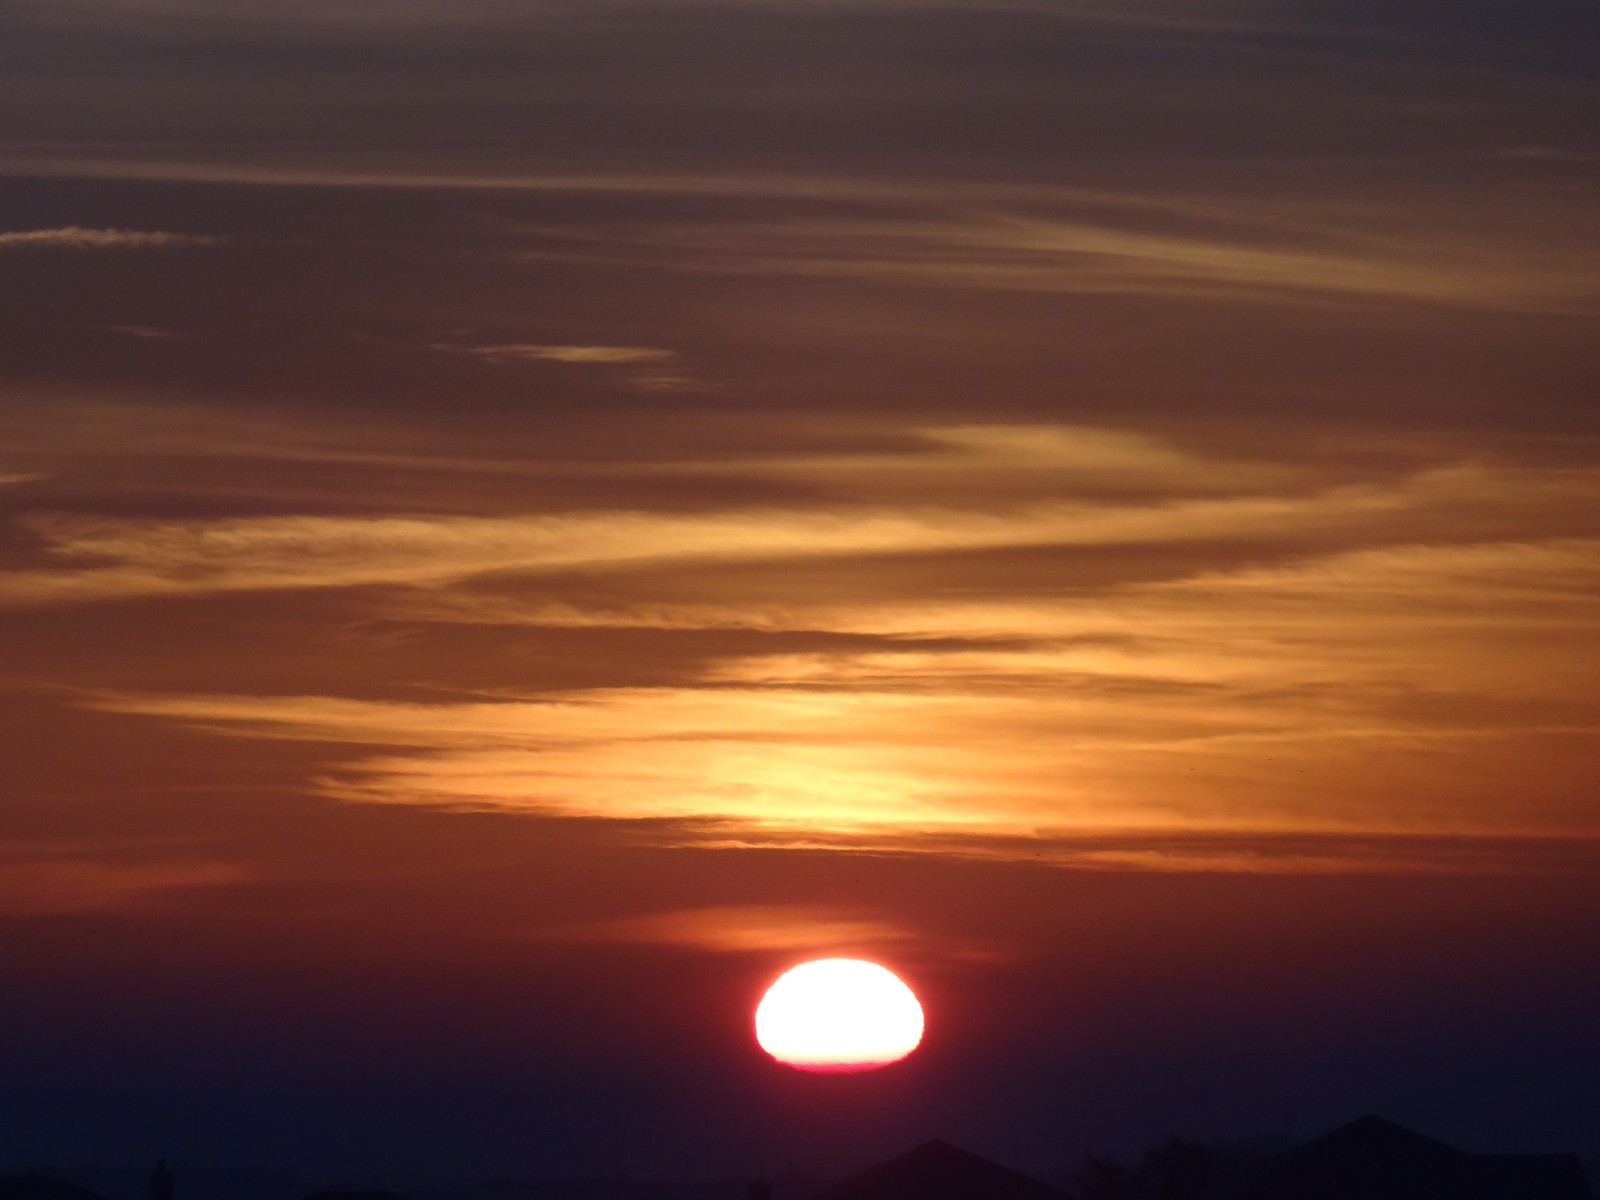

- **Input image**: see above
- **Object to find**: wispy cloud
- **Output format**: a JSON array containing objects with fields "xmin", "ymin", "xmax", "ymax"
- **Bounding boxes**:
[
  {"xmin": 438, "ymin": 343, "xmax": 677, "ymax": 366},
  {"xmin": 701, "ymin": 425, "xmax": 1303, "ymax": 500},
  {"xmin": 12, "ymin": 418, "xmax": 1596, "ymax": 873},
  {"xmin": 0, "ymin": 227, "xmax": 223, "ymax": 251},
  {"xmin": 714, "ymin": 830, "xmax": 1600, "ymax": 877},
  {"xmin": 87, "ymin": 519, "xmax": 1600, "ymax": 871},
  {"xmin": 74, "ymin": 480, "xmax": 1600, "ymax": 875},
  {"xmin": 542, "ymin": 904, "xmax": 921, "ymax": 954},
  {"xmin": 2, "ymin": 444, "xmax": 1595, "ymax": 608},
  {"xmin": 423, "ymin": 340, "xmax": 706, "ymax": 393},
  {"xmin": 0, "ymin": 163, "xmax": 1586, "ymax": 311},
  {"xmin": 0, "ymin": 490, "xmax": 1393, "ymax": 605},
  {"xmin": 87, "ymin": 323, "xmax": 192, "ymax": 340},
  {"xmin": 0, "ymin": 857, "xmax": 251, "ymax": 914},
  {"xmin": 0, "ymin": 396, "xmax": 588, "ymax": 478},
  {"xmin": 527, "ymin": 209, "xmax": 1599, "ymax": 314}
]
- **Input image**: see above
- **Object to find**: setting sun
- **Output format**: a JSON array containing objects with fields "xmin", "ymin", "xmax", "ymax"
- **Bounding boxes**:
[{"xmin": 755, "ymin": 958, "xmax": 925, "ymax": 1073}]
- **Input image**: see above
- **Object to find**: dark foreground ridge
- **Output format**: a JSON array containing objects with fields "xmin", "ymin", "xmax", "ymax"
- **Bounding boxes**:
[
  {"xmin": 823, "ymin": 1115, "xmax": 1593, "ymax": 1200},
  {"xmin": 0, "ymin": 1178, "xmax": 112, "ymax": 1200},
  {"xmin": 814, "ymin": 1139, "xmax": 1067, "ymax": 1200},
  {"xmin": 4, "ymin": 1116, "xmax": 1592, "ymax": 1200},
  {"xmin": 1250, "ymin": 1113, "xmax": 1594, "ymax": 1200}
]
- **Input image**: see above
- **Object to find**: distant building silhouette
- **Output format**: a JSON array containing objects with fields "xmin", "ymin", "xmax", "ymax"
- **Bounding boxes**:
[
  {"xmin": 151, "ymin": 1163, "xmax": 173, "ymax": 1200},
  {"xmin": 814, "ymin": 1139, "xmax": 1065, "ymax": 1200}
]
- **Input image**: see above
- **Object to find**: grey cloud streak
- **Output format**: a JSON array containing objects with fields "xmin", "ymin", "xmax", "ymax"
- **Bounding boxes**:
[
  {"xmin": 0, "ymin": 226, "xmax": 221, "ymax": 250},
  {"xmin": 3, "ymin": 0, "xmax": 1594, "ymax": 187}
]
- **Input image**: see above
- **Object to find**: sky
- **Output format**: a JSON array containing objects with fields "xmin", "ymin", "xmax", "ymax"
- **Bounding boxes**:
[{"xmin": 1, "ymin": 0, "xmax": 1599, "ymax": 1184}]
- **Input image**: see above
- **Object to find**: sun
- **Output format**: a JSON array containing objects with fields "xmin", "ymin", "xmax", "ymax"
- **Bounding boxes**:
[{"xmin": 754, "ymin": 958, "xmax": 925, "ymax": 1073}]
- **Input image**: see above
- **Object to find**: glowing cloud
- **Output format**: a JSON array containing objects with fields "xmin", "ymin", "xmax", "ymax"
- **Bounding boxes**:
[
  {"xmin": 12, "ymin": 423, "xmax": 1596, "ymax": 874},
  {"xmin": 445, "ymin": 344, "xmax": 678, "ymax": 365},
  {"xmin": 543, "ymin": 905, "xmax": 919, "ymax": 954}
]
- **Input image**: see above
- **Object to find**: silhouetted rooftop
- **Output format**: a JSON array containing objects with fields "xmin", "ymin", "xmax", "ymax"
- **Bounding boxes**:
[{"xmin": 814, "ymin": 1139, "xmax": 1065, "ymax": 1200}]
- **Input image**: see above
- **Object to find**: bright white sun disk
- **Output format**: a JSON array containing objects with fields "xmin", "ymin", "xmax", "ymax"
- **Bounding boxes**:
[{"xmin": 754, "ymin": 958, "xmax": 924, "ymax": 1072}]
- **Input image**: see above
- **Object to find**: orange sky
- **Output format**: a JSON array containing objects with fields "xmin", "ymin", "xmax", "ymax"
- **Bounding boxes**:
[{"xmin": 1, "ymin": 0, "xmax": 1598, "ymax": 1180}]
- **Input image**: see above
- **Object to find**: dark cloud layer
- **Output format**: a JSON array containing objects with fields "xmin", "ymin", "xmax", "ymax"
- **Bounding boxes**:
[{"xmin": 2, "ymin": 0, "xmax": 1596, "ymax": 182}]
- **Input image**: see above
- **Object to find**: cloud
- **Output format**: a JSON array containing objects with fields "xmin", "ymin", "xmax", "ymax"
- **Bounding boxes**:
[
  {"xmin": 687, "ymin": 829, "xmax": 1600, "ymax": 877},
  {"xmin": 1, "ymin": 441, "xmax": 1596, "ymax": 608},
  {"xmin": 0, "ymin": 227, "xmax": 223, "ymax": 251},
  {"xmin": 702, "ymin": 425, "xmax": 1303, "ymax": 500},
  {"xmin": 424, "ymin": 341, "xmax": 709, "ymax": 394},
  {"xmin": 0, "ymin": 491, "xmax": 1389, "ymax": 606},
  {"xmin": 0, "ymin": 162, "xmax": 1588, "ymax": 315},
  {"xmin": 4, "ymin": 0, "xmax": 1593, "ymax": 244},
  {"xmin": 89, "ymin": 618, "xmax": 1600, "ymax": 870},
  {"xmin": 525, "ymin": 208, "xmax": 1599, "ymax": 314},
  {"xmin": 439, "ymin": 344, "xmax": 678, "ymax": 366},
  {"xmin": 88, "ymin": 323, "xmax": 192, "ymax": 340},
  {"xmin": 72, "ymin": 488, "xmax": 1600, "ymax": 876},
  {"xmin": 0, "ymin": 857, "xmax": 251, "ymax": 914},
  {"xmin": 9, "ymin": 417, "xmax": 1595, "ymax": 874},
  {"xmin": 0, "ymin": 508, "xmax": 1158, "ymax": 604},
  {"xmin": 0, "ymin": 395, "xmax": 595, "ymax": 480},
  {"xmin": 542, "ymin": 904, "xmax": 920, "ymax": 954},
  {"xmin": 74, "ymin": 669, "xmax": 1593, "ymax": 874}
]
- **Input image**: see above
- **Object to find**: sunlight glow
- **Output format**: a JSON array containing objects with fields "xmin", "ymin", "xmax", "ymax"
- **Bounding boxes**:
[{"xmin": 72, "ymin": 439, "xmax": 1600, "ymax": 874}]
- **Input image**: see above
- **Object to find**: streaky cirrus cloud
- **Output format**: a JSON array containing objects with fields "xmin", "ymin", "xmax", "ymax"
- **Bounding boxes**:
[
  {"xmin": 0, "ymin": 226, "xmax": 223, "ymax": 251},
  {"xmin": 523, "ymin": 209, "xmax": 1599, "ymax": 314},
  {"xmin": 84, "ymin": 519, "xmax": 1600, "ymax": 872},
  {"xmin": 541, "ymin": 904, "xmax": 922, "ymax": 954},
  {"xmin": 0, "ymin": 494, "xmax": 1400, "ymax": 606},
  {"xmin": 0, "ymin": 856, "xmax": 252, "ymax": 914},
  {"xmin": 424, "ymin": 341, "xmax": 707, "ymax": 394},
  {"xmin": 88, "ymin": 323, "xmax": 193, "ymax": 341},
  {"xmin": 4, "ymin": 422, "xmax": 1597, "ymax": 608},
  {"xmin": 4, "ymin": 406, "xmax": 1595, "ymax": 877},
  {"xmin": 434, "ymin": 343, "xmax": 679, "ymax": 366},
  {"xmin": 67, "ymin": 671, "xmax": 1600, "ymax": 875}
]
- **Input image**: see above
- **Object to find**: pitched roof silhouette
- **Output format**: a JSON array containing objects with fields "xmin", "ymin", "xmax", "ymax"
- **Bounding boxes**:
[{"xmin": 813, "ymin": 1139, "xmax": 1066, "ymax": 1200}]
